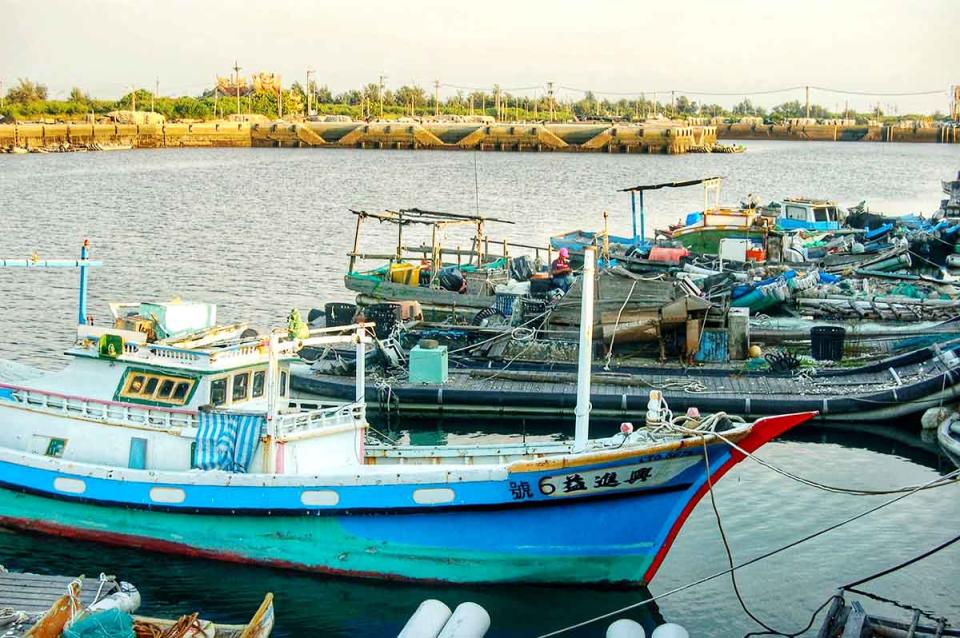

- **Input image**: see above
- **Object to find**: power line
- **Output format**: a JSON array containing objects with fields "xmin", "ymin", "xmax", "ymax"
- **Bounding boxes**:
[{"xmin": 809, "ymin": 85, "xmax": 946, "ymax": 97}]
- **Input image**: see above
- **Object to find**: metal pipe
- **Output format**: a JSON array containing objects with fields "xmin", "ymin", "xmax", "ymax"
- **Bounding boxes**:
[
  {"xmin": 355, "ymin": 327, "xmax": 366, "ymax": 405},
  {"xmin": 639, "ymin": 190, "xmax": 645, "ymax": 248},
  {"xmin": 574, "ymin": 247, "xmax": 596, "ymax": 452},
  {"xmin": 630, "ymin": 191, "xmax": 638, "ymax": 245},
  {"xmin": 78, "ymin": 240, "xmax": 90, "ymax": 325}
]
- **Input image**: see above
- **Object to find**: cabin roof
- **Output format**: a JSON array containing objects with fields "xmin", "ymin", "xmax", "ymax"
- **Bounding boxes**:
[{"xmin": 782, "ymin": 197, "xmax": 838, "ymax": 206}]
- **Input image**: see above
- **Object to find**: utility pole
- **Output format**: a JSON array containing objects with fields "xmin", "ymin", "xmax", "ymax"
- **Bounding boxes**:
[
  {"xmin": 805, "ymin": 85, "xmax": 810, "ymax": 119},
  {"xmin": 214, "ymin": 80, "xmax": 219, "ymax": 119},
  {"xmin": 547, "ymin": 81, "xmax": 555, "ymax": 121},
  {"xmin": 233, "ymin": 61, "xmax": 242, "ymax": 116},
  {"xmin": 277, "ymin": 74, "xmax": 283, "ymax": 120},
  {"xmin": 434, "ymin": 79, "xmax": 440, "ymax": 117},
  {"xmin": 469, "ymin": 93, "xmax": 474, "ymax": 117},
  {"xmin": 306, "ymin": 68, "xmax": 315, "ymax": 117},
  {"xmin": 152, "ymin": 77, "xmax": 158, "ymax": 113},
  {"xmin": 378, "ymin": 74, "xmax": 386, "ymax": 118}
]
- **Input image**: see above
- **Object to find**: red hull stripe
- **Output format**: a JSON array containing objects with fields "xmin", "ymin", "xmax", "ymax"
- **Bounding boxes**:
[{"xmin": 642, "ymin": 411, "xmax": 816, "ymax": 583}]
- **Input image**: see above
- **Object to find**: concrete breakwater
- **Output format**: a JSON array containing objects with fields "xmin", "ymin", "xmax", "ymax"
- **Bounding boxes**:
[
  {"xmin": 0, "ymin": 121, "xmax": 718, "ymax": 154},
  {"xmin": 2, "ymin": 119, "xmax": 955, "ymax": 154},
  {"xmin": 716, "ymin": 121, "xmax": 959, "ymax": 143}
]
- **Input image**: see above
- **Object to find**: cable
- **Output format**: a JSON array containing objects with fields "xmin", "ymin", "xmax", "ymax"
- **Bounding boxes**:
[
  {"xmin": 809, "ymin": 86, "xmax": 946, "ymax": 97},
  {"xmin": 841, "ymin": 531, "xmax": 960, "ymax": 591},
  {"xmin": 534, "ymin": 466, "xmax": 960, "ymax": 637}
]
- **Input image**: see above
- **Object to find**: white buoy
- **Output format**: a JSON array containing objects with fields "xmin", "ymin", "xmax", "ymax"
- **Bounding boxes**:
[
  {"xmin": 606, "ymin": 618, "xmax": 646, "ymax": 638},
  {"xmin": 398, "ymin": 599, "xmax": 453, "ymax": 638},
  {"xmin": 921, "ymin": 407, "xmax": 952, "ymax": 430},
  {"xmin": 651, "ymin": 623, "xmax": 689, "ymax": 638},
  {"xmin": 437, "ymin": 602, "xmax": 491, "ymax": 638}
]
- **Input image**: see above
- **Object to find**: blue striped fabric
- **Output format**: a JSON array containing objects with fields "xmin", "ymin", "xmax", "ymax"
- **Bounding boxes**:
[{"xmin": 194, "ymin": 411, "xmax": 266, "ymax": 473}]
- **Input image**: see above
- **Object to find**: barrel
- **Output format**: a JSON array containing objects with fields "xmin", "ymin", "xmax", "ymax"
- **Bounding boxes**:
[{"xmin": 810, "ymin": 326, "xmax": 845, "ymax": 361}]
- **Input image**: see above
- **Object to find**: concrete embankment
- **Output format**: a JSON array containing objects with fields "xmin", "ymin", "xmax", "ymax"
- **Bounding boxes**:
[
  {"xmin": 716, "ymin": 122, "xmax": 959, "ymax": 143},
  {"xmin": 0, "ymin": 121, "xmax": 718, "ymax": 154},
  {"xmin": 3, "ymin": 120, "xmax": 954, "ymax": 154}
]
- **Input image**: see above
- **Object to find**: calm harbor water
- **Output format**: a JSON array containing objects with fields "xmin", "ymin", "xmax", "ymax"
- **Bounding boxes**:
[{"xmin": 0, "ymin": 141, "xmax": 958, "ymax": 636}]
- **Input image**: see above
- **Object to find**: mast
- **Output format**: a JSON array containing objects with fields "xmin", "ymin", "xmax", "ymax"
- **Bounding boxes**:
[{"xmin": 574, "ymin": 247, "xmax": 596, "ymax": 452}]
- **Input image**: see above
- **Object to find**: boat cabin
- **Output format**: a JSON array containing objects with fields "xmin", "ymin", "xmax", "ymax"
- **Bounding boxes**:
[{"xmin": 772, "ymin": 197, "xmax": 844, "ymax": 231}]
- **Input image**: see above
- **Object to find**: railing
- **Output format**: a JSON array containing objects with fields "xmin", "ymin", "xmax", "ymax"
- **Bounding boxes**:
[
  {"xmin": 0, "ymin": 382, "xmax": 198, "ymax": 431},
  {"xmin": 113, "ymin": 341, "xmax": 266, "ymax": 369},
  {"xmin": 274, "ymin": 401, "xmax": 365, "ymax": 438}
]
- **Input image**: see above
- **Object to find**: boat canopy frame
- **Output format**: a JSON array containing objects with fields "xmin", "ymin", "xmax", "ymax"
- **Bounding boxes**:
[
  {"xmin": 346, "ymin": 208, "xmax": 548, "ymax": 288},
  {"xmin": 617, "ymin": 176, "xmax": 724, "ymax": 247}
]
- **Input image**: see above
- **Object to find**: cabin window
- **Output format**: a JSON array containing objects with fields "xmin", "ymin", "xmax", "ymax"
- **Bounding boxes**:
[
  {"xmin": 232, "ymin": 372, "xmax": 250, "ymax": 402},
  {"xmin": 128, "ymin": 375, "xmax": 146, "ymax": 394},
  {"xmin": 210, "ymin": 378, "xmax": 227, "ymax": 406},
  {"xmin": 118, "ymin": 371, "xmax": 196, "ymax": 406},
  {"xmin": 45, "ymin": 437, "xmax": 67, "ymax": 458},
  {"xmin": 814, "ymin": 207, "xmax": 831, "ymax": 222},
  {"xmin": 173, "ymin": 382, "xmax": 190, "ymax": 401},
  {"xmin": 784, "ymin": 205, "xmax": 807, "ymax": 221},
  {"xmin": 252, "ymin": 371, "xmax": 266, "ymax": 398},
  {"xmin": 280, "ymin": 371, "xmax": 288, "ymax": 397},
  {"xmin": 157, "ymin": 379, "xmax": 175, "ymax": 399}
]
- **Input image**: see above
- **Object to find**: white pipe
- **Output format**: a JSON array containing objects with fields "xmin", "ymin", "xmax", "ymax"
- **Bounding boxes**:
[
  {"xmin": 574, "ymin": 247, "xmax": 596, "ymax": 452},
  {"xmin": 355, "ymin": 327, "xmax": 366, "ymax": 405},
  {"xmin": 398, "ymin": 599, "xmax": 452, "ymax": 638}
]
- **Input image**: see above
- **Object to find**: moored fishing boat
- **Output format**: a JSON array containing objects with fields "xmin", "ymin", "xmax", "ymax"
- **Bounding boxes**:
[
  {"xmin": 0, "ymin": 247, "xmax": 814, "ymax": 585},
  {"xmin": 937, "ymin": 411, "xmax": 960, "ymax": 468}
]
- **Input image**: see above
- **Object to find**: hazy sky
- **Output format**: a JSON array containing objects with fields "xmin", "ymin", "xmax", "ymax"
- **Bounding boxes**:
[{"xmin": 2, "ymin": 0, "xmax": 957, "ymax": 114}]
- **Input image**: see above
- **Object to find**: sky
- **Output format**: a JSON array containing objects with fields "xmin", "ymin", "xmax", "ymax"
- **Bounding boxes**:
[{"xmin": 1, "ymin": 0, "xmax": 957, "ymax": 114}]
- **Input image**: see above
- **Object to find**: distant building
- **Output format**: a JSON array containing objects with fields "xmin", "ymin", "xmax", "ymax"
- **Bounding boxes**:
[{"xmin": 105, "ymin": 110, "xmax": 166, "ymax": 125}]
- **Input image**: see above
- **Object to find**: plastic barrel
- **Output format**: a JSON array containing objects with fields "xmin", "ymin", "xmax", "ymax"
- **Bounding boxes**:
[
  {"xmin": 324, "ymin": 302, "xmax": 357, "ymax": 328},
  {"xmin": 810, "ymin": 326, "xmax": 845, "ymax": 361}
]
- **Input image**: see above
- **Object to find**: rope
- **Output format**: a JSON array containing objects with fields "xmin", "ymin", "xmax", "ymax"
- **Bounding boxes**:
[
  {"xmin": 534, "ymin": 462, "xmax": 960, "ymax": 637},
  {"xmin": 603, "ymin": 280, "xmax": 637, "ymax": 371}
]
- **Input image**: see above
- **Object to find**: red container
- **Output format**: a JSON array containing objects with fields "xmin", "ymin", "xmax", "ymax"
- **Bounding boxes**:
[{"xmin": 648, "ymin": 246, "xmax": 690, "ymax": 264}]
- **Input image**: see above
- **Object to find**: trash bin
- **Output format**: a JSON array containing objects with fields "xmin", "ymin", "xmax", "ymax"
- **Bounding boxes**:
[{"xmin": 811, "ymin": 326, "xmax": 845, "ymax": 361}]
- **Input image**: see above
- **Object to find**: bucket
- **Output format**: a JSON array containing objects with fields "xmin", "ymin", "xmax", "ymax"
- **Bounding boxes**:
[
  {"xmin": 389, "ymin": 262, "xmax": 420, "ymax": 286},
  {"xmin": 811, "ymin": 326, "xmax": 845, "ymax": 361}
]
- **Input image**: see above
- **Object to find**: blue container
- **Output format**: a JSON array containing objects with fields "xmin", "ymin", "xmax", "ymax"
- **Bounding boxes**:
[
  {"xmin": 495, "ymin": 293, "xmax": 520, "ymax": 317},
  {"xmin": 694, "ymin": 329, "xmax": 729, "ymax": 363}
]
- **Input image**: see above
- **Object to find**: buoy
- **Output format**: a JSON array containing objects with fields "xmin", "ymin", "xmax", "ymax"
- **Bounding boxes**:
[
  {"xmin": 646, "ymin": 390, "xmax": 663, "ymax": 426},
  {"xmin": 398, "ymin": 599, "xmax": 453, "ymax": 638},
  {"xmin": 437, "ymin": 602, "xmax": 491, "ymax": 638},
  {"xmin": 920, "ymin": 407, "xmax": 952, "ymax": 430},
  {"xmin": 620, "ymin": 422, "xmax": 635, "ymax": 435},
  {"xmin": 748, "ymin": 344, "xmax": 762, "ymax": 358},
  {"xmin": 606, "ymin": 618, "xmax": 646, "ymax": 638},
  {"xmin": 651, "ymin": 624, "xmax": 689, "ymax": 638}
]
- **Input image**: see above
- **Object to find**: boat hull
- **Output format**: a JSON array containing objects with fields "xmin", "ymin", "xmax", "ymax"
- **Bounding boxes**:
[
  {"xmin": 671, "ymin": 227, "xmax": 766, "ymax": 254},
  {"xmin": 0, "ymin": 412, "xmax": 811, "ymax": 584}
]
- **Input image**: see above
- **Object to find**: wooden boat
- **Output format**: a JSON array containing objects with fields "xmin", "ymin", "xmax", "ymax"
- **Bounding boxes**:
[
  {"xmin": 817, "ymin": 594, "xmax": 959, "ymax": 637},
  {"xmin": 937, "ymin": 412, "xmax": 960, "ymax": 468},
  {"xmin": 343, "ymin": 208, "xmax": 550, "ymax": 321},
  {"xmin": 292, "ymin": 339, "xmax": 960, "ymax": 422},
  {"xmin": 0, "ymin": 248, "xmax": 815, "ymax": 585}
]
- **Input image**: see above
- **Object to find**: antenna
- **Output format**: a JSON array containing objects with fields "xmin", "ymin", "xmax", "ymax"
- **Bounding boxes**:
[{"xmin": 473, "ymin": 151, "xmax": 480, "ymax": 217}]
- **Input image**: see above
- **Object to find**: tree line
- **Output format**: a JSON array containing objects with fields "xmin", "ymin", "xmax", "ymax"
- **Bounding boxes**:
[{"xmin": 0, "ymin": 77, "xmax": 944, "ymax": 124}]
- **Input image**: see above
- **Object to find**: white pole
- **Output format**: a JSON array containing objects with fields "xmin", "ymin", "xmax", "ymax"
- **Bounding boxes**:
[
  {"xmin": 574, "ymin": 247, "xmax": 596, "ymax": 452},
  {"xmin": 355, "ymin": 327, "xmax": 366, "ymax": 405}
]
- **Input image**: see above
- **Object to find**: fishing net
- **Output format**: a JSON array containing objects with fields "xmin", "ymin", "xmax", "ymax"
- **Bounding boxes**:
[{"xmin": 63, "ymin": 609, "xmax": 134, "ymax": 638}]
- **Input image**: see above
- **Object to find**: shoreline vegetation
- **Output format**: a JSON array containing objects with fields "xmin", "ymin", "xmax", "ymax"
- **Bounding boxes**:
[{"xmin": 0, "ymin": 78, "xmax": 949, "ymax": 126}]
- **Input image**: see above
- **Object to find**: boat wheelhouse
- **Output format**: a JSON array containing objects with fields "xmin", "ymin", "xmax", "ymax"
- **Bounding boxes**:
[{"xmin": 766, "ymin": 197, "xmax": 844, "ymax": 232}]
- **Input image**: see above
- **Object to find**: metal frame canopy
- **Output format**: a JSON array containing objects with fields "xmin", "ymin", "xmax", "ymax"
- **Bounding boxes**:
[
  {"xmin": 617, "ymin": 176, "xmax": 724, "ymax": 246},
  {"xmin": 347, "ymin": 208, "xmax": 517, "ymax": 276}
]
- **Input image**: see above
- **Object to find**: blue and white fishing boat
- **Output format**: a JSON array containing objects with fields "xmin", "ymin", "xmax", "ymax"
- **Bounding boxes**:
[{"xmin": 0, "ymin": 245, "xmax": 815, "ymax": 584}]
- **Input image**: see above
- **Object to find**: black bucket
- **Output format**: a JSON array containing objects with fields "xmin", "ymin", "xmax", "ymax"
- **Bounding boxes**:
[
  {"xmin": 811, "ymin": 326, "xmax": 845, "ymax": 361},
  {"xmin": 324, "ymin": 302, "xmax": 357, "ymax": 328}
]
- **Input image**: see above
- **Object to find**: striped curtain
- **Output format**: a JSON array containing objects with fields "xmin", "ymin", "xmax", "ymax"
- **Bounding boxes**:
[{"xmin": 194, "ymin": 411, "xmax": 266, "ymax": 473}]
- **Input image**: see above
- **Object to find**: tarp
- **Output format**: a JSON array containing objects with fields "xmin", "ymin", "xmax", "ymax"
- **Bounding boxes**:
[
  {"xmin": 194, "ymin": 410, "xmax": 265, "ymax": 472},
  {"xmin": 618, "ymin": 176, "xmax": 723, "ymax": 192}
]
